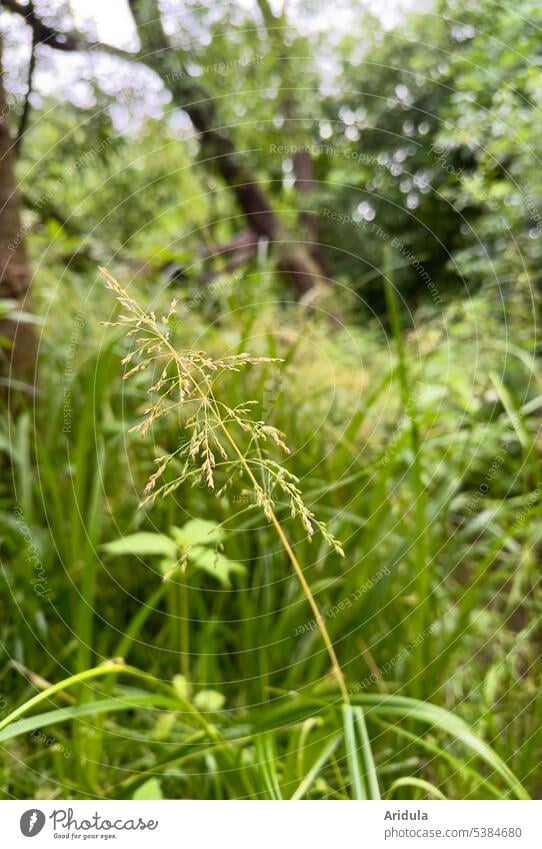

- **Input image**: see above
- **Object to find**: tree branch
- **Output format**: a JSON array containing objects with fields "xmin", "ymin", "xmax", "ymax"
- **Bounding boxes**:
[
  {"xmin": 0, "ymin": 0, "xmax": 87, "ymax": 51},
  {"xmin": 128, "ymin": 0, "xmax": 279, "ymax": 239}
]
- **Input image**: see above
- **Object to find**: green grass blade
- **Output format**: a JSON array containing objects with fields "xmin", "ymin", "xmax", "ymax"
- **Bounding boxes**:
[
  {"xmin": 388, "ymin": 776, "xmax": 447, "ymax": 800},
  {"xmin": 354, "ymin": 705, "xmax": 381, "ymax": 799},
  {"xmin": 343, "ymin": 704, "xmax": 367, "ymax": 799},
  {"xmin": 255, "ymin": 734, "xmax": 283, "ymax": 799},
  {"xmin": 0, "ymin": 694, "xmax": 180, "ymax": 743},
  {"xmin": 0, "ymin": 664, "xmax": 159, "ymax": 734},
  {"xmin": 290, "ymin": 733, "xmax": 341, "ymax": 800}
]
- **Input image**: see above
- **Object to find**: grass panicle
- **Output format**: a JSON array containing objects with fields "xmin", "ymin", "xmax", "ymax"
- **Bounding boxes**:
[{"xmin": 101, "ymin": 268, "xmax": 349, "ymax": 701}]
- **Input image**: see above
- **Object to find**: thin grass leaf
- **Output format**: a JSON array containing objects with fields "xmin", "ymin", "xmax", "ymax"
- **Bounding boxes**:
[
  {"xmin": 343, "ymin": 704, "xmax": 368, "ymax": 799},
  {"xmin": 354, "ymin": 705, "xmax": 381, "ymax": 799},
  {"xmin": 290, "ymin": 733, "xmax": 341, "ymax": 800},
  {"xmin": 387, "ymin": 777, "xmax": 447, "ymax": 800}
]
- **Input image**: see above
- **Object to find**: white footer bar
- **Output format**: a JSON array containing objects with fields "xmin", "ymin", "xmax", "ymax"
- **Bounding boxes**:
[{"xmin": 3, "ymin": 800, "xmax": 539, "ymax": 848}]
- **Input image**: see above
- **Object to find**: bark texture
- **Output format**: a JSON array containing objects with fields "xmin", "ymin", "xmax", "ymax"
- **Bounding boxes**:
[{"xmin": 0, "ymin": 33, "xmax": 35, "ymax": 384}]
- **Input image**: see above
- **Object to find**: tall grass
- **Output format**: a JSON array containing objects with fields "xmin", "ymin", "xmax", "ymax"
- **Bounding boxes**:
[{"xmin": 0, "ymin": 264, "xmax": 539, "ymax": 799}]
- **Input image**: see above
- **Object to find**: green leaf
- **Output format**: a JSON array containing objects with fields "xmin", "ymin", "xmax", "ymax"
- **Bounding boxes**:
[
  {"xmin": 193, "ymin": 690, "xmax": 225, "ymax": 712},
  {"xmin": 102, "ymin": 532, "xmax": 178, "ymax": 559},
  {"xmin": 172, "ymin": 674, "xmax": 191, "ymax": 701},
  {"xmin": 188, "ymin": 545, "xmax": 246, "ymax": 587},
  {"xmin": 133, "ymin": 779, "xmax": 163, "ymax": 800},
  {"xmin": 170, "ymin": 519, "xmax": 223, "ymax": 547}
]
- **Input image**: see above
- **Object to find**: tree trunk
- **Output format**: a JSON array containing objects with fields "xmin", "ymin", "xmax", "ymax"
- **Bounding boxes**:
[
  {"xmin": 128, "ymin": 0, "xmax": 327, "ymax": 296},
  {"xmin": 0, "ymin": 33, "xmax": 35, "ymax": 387},
  {"xmin": 257, "ymin": 0, "xmax": 330, "ymax": 287}
]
